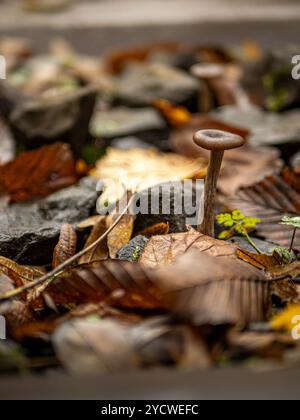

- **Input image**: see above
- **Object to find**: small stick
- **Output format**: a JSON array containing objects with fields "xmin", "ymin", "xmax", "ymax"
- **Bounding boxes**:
[{"xmin": 289, "ymin": 227, "xmax": 297, "ymax": 252}]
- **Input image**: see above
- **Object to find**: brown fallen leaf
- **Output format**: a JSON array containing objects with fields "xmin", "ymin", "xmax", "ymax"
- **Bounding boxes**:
[
  {"xmin": 46, "ymin": 260, "xmax": 165, "ymax": 310},
  {"xmin": 237, "ymin": 249, "xmax": 281, "ymax": 270},
  {"xmin": 0, "ymin": 143, "xmax": 78, "ymax": 203},
  {"xmin": 283, "ymin": 167, "xmax": 300, "ymax": 193},
  {"xmin": 268, "ymin": 260, "xmax": 300, "ymax": 281},
  {"xmin": 52, "ymin": 224, "xmax": 77, "ymax": 268},
  {"xmin": 227, "ymin": 173, "xmax": 300, "ymax": 249},
  {"xmin": 155, "ymin": 250, "xmax": 271, "ymax": 324},
  {"xmin": 79, "ymin": 216, "xmax": 109, "ymax": 264},
  {"xmin": 139, "ymin": 229, "xmax": 238, "ymax": 269},
  {"xmin": 138, "ymin": 222, "xmax": 170, "ymax": 238},
  {"xmin": 44, "ymin": 245, "xmax": 274, "ymax": 325},
  {"xmin": 0, "ymin": 257, "xmax": 45, "ymax": 289}
]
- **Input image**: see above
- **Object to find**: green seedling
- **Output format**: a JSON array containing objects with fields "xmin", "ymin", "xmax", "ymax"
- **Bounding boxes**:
[
  {"xmin": 280, "ymin": 216, "xmax": 300, "ymax": 252},
  {"xmin": 216, "ymin": 209, "xmax": 262, "ymax": 254}
]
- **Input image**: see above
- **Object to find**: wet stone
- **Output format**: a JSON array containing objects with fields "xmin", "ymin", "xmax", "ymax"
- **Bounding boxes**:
[
  {"xmin": 133, "ymin": 181, "xmax": 204, "ymax": 234},
  {"xmin": 117, "ymin": 236, "xmax": 149, "ymax": 262},
  {"xmin": 117, "ymin": 62, "xmax": 199, "ymax": 109},
  {"xmin": 90, "ymin": 106, "xmax": 168, "ymax": 148},
  {"xmin": 0, "ymin": 178, "xmax": 98, "ymax": 265},
  {"xmin": 3, "ymin": 86, "xmax": 97, "ymax": 156}
]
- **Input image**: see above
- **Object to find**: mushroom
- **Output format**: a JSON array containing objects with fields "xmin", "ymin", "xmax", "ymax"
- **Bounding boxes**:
[
  {"xmin": 191, "ymin": 63, "xmax": 252, "ymax": 111},
  {"xmin": 193, "ymin": 129, "xmax": 246, "ymax": 236},
  {"xmin": 191, "ymin": 63, "xmax": 225, "ymax": 112}
]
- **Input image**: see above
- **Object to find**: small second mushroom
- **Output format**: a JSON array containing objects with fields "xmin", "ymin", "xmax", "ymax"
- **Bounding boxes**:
[{"xmin": 193, "ymin": 129, "xmax": 246, "ymax": 237}]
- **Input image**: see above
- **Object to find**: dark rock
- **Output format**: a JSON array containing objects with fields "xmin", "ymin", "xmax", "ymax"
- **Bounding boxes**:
[
  {"xmin": 0, "ymin": 177, "xmax": 98, "ymax": 265},
  {"xmin": 117, "ymin": 236, "xmax": 149, "ymax": 262},
  {"xmin": 2, "ymin": 85, "xmax": 97, "ymax": 156},
  {"xmin": 133, "ymin": 181, "xmax": 204, "ymax": 234},
  {"xmin": 117, "ymin": 63, "xmax": 199, "ymax": 110},
  {"xmin": 90, "ymin": 106, "xmax": 169, "ymax": 148},
  {"xmin": 111, "ymin": 136, "xmax": 152, "ymax": 150}
]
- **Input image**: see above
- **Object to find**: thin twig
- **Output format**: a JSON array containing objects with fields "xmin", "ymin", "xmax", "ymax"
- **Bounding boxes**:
[{"xmin": 0, "ymin": 195, "xmax": 135, "ymax": 302}]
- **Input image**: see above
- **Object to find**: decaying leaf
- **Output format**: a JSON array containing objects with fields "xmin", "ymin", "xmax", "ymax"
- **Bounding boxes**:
[
  {"xmin": 140, "ymin": 229, "xmax": 238, "ymax": 269},
  {"xmin": 227, "ymin": 173, "xmax": 300, "ymax": 248},
  {"xmin": 0, "ymin": 143, "xmax": 78, "ymax": 202},
  {"xmin": 79, "ymin": 217, "xmax": 109, "ymax": 264},
  {"xmin": 52, "ymin": 224, "xmax": 77, "ymax": 268},
  {"xmin": 90, "ymin": 148, "xmax": 207, "ymax": 207}
]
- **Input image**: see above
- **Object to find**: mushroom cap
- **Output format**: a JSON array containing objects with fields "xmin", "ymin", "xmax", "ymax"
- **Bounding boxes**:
[
  {"xmin": 193, "ymin": 129, "xmax": 246, "ymax": 151},
  {"xmin": 191, "ymin": 63, "xmax": 225, "ymax": 79}
]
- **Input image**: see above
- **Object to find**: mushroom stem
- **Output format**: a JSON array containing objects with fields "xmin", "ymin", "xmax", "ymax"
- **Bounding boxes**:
[{"xmin": 199, "ymin": 150, "xmax": 224, "ymax": 236}]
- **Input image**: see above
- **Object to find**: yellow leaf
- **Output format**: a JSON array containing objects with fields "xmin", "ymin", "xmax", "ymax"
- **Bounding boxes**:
[{"xmin": 90, "ymin": 148, "xmax": 207, "ymax": 207}]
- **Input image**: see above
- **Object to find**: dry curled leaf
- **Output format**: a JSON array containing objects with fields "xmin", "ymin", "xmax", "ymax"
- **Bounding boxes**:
[
  {"xmin": 107, "ymin": 214, "xmax": 135, "ymax": 259},
  {"xmin": 0, "ymin": 143, "xmax": 78, "ymax": 203},
  {"xmin": 227, "ymin": 173, "xmax": 300, "ymax": 249},
  {"xmin": 0, "ymin": 257, "xmax": 45, "ymax": 289},
  {"xmin": 90, "ymin": 148, "xmax": 207, "ymax": 207},
  {"xmin": 139, "ymin": 229, "xmax": 238, "ymax": 269},
  {"xmin": 79, "ymin": 216, "xmax": 109, "ymax": 264},
  {"xmin": 52, "ymin": 224, "xmax": 77, "ymax": 268}
]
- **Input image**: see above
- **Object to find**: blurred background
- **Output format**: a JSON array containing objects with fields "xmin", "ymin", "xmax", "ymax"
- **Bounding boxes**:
[{"xmin": 0, "ymin": 0, "xmax": 300, "ymax": 53}]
